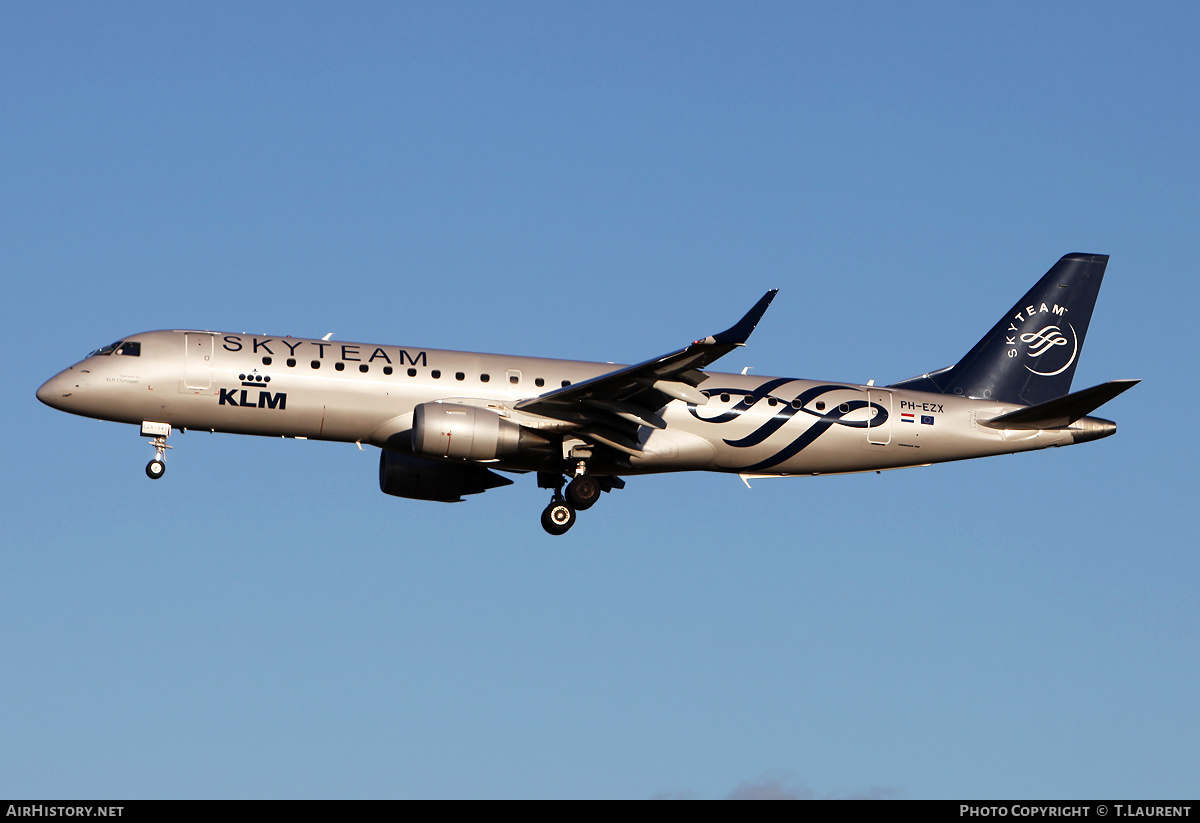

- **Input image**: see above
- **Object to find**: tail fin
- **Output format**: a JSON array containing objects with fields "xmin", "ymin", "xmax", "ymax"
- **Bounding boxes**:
[{"xmin": 888, "ymin": 253, "xmax": 1109, "ymax": 405}]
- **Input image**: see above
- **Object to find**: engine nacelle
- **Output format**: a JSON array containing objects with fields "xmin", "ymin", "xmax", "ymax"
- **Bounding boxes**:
[
  {"xmin": 378, "ymin": 450, "xmax": 513, "ymax": 502},
  {"xmin": 412, "ymin": 402, "xmax": 522, "ymax": 460}
]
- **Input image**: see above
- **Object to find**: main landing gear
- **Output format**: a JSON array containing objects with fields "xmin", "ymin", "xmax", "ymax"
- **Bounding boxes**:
[
  {"xmin": 537, "ymin": 465, "xmax": 622, "ymax": 536},
  {"xmin": 141, "ymin": 421, "xmax": 172, "ymax": 480}
]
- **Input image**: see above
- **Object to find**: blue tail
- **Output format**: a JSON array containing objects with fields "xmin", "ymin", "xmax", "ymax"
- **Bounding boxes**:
[{"xmin": 889, "ymin": 253, "xmax": 1108, "ymax": 405}]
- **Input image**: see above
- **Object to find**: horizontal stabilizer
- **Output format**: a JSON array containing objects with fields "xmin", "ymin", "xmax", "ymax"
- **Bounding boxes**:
[{"xmin": 979, "ymin": 379, "xmax": 1139, "ymax": 430}]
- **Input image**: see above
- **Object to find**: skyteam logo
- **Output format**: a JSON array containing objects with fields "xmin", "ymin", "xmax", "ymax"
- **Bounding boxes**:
[
  {"xmin": 1021, "ymin": 323, "xmax": 1079, "ymax": 376},
  {"xmin": 1005, "ymin": 302, "xmax": 1079, "ymax": 377},
  {"xmin": 1021, "ymin": 324, "xmax": 1070, "ymax": 356}
]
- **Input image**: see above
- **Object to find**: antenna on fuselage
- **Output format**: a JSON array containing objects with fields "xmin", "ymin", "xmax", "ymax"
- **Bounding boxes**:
[{"xmin": 322, "ymin": 332, "xmax": 334, "ymax": 341}]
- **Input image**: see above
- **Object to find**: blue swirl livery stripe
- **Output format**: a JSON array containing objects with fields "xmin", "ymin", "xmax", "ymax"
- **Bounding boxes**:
[
  {"xmin": 688, "ymin": 383, "xmax": 889, "ymax": 472},
  {"xmin": 722, "ymin": 384, "xmax": 850, "ymax": 448},
  {"xmin": 741, "ymin": 399, "xmax": 883, "ymax": 472},
  {"xmin": 687, "ymin": 377, "xmax": 794, "ymax": 424}
]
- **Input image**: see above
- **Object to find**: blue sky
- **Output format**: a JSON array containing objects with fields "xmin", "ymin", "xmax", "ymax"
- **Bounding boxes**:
[{"xmin": 3, "ymin": 1, "xmax": 1197, "ymax": 799}]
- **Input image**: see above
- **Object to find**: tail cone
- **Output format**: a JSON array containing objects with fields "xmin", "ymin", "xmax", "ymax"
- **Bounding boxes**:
[{"xmin": 1070, "ymin": 416, "xmax": 1117, "ymax": 444}]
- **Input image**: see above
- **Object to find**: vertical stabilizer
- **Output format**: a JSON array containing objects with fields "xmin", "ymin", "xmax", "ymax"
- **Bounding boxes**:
[{"xmin": 890, "ymin": 253, "xmax": 1108, "ymax": 405}]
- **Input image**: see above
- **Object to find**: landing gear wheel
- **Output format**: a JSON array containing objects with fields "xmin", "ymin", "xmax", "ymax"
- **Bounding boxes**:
[
  {"xmin": 566, "ymin": 475, "xmax": 600, "ymax": 510},
  {"xmin": 146, "ymin": 459, "xmax": 166, "ymax": 480},
  {"xmin": 541, "ymin": 500, "xmax": 577, "ymax": 535}
]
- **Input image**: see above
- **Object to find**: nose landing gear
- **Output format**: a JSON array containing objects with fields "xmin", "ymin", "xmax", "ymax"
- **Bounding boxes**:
[{"xmin": 141, "ymin": 421, "xmax": 172, "ymax": 480}]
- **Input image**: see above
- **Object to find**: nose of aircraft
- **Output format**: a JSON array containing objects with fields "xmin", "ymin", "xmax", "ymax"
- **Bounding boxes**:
[{"xmin": 37, "ymin": 370, "xmax": 75, "ymax": 411}]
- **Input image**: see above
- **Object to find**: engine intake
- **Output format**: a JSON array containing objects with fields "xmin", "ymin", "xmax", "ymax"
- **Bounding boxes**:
[{"xmin": 412, "ymin": 403, "xmax": 522, "ymax": 460}]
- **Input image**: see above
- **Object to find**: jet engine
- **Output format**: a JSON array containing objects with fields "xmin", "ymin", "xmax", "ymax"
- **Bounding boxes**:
[
  {"xmin": 412, "ymin": 402, "xmax": 523, "ymax": 460},
  {"xmin": 378, "ymin": 450, "xmax": 513, "ymax": 502}
]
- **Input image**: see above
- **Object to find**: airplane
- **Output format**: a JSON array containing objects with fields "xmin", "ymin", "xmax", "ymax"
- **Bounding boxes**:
[{"xmin": 37, "ymin": 253, "xmax": 1136, "ymax": 535}]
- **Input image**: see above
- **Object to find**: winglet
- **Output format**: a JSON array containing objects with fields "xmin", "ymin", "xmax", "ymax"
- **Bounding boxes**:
[{"xmin": 700, "ymin": 289, "xmax": 778, "ymax": 346}]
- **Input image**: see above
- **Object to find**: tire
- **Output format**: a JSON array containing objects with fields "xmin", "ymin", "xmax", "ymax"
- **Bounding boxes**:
[
  {"xmin": 540, "ymin": 501, "xmax": 576, "ymax": 535},
  {"xmin": 146, "ymin": 459, "xmax": 166, "ymax": 480},
  {"xmin": 565, "ymin": 476, "xmax": 600, "ymax": 511}
]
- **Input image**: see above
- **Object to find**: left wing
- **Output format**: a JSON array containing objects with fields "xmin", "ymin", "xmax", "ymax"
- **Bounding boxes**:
[{"xmin": 515, "ymin": 290, "xmax": 777, "ymax": 454}]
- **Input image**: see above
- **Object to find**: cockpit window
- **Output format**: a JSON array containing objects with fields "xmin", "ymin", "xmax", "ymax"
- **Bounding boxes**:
[{"xmin": 89, "ymin": 340, "xmax": 141, "ymax": 357}]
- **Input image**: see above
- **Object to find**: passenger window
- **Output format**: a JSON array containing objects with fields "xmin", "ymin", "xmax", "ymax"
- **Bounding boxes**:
[
  {"xmin": 481, "ymin": 374, "xmax": 490, "ymax": 382},
  {"xmin": 262, "ymin": 356, "xmax": 272, "ymax": 365},
  {"xmin": 535, "ymin": 378, "xmax": 545, "ymax": 387},
  {"xmin": 311, "ymin": 360, "xmax": 321, "ymax": 369},
  {"xmin": 561, "ymin": 380, "xmax": 571, "ymax": 387},
  {"xmin": 383, "ymin": 366, "xmax": 393, "ymax": 375},
  {"xmin": 359, "ymin": 364, "xmax": 369, "ymax": 373},
  {"xmin": 407, "ymin": 368, "xmax": 417, "ymax": 377},
  {"xmin": 287, "ymin": 358, "xmax": 296, "ymax": 367},
  {"xmin": 431, "ymin": 370, "xmax": 441, "ymax": 379},
  {"xmin": 456, "ymin": 372, "xmax": 465, "ymax": 381},
  {"xmin": 335, "ymin": 362, "xmax": 345, "ymax": 371}
]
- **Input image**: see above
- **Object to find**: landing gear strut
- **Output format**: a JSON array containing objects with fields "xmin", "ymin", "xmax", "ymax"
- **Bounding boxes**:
[{"xmin": 141, "ymin": 421, "xmax": 172, "ymax": 480}]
